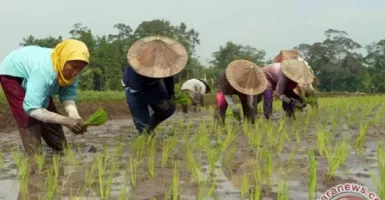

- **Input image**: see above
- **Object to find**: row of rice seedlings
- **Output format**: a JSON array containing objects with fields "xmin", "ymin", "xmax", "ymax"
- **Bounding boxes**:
[
  {"xmin": 324, "ymin": 139, "xmax": 351, "ymax": 179},
  {"xmin": 370, "ymin": 142, "xmax": 385, "ymax": 199}
]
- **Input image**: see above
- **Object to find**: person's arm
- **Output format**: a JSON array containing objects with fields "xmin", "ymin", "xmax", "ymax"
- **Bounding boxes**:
[
  {"xmin": 275, "ymin": 71, "xmax": 292, "ymax": 104},
  {"xmin": 58, "ymin": 76, "xmax": 82, "ymax": 119},
  {"xmin": 163, "ymin": 76, "xmax": 175, "ymax": 97},
  {"xmin": 24, "ymin": 73, "xmax": 74, "ymax": 125}
]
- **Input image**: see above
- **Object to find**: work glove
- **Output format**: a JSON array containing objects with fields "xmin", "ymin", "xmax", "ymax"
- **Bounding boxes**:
[
  {"xmin": 66, "ymin": 118, "xmax": 87, "ymax": 135},
  {"xmin": 230, "ymin": 104, "xmax": 241, "ymax": 122},
  {"xmin": 290, "ymin": 98, "xmax": 306, "ymax": 109},
  {"xmin": 280, "ymin": 95, "xmax": 305, "ymax": 109}
]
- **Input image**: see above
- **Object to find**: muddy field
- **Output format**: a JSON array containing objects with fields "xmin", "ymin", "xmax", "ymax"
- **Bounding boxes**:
[{"xmin": 0, "ymin": 96, "xmax": 384, "ymax": 200}]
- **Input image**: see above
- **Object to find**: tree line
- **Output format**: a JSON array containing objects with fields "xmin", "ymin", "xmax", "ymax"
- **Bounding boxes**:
[{"xmin": 18, "ymin": 19, "xmax": 385, "ymax": 93}]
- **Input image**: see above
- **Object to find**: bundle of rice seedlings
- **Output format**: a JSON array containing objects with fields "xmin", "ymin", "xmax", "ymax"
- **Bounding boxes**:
[
  {"xmin": 85, "ymin": 108, "xmax": 108, "ymax": 126},
  {"xmin": 174, "ymin": 91, "xmax": 191, "ymax": 105}
]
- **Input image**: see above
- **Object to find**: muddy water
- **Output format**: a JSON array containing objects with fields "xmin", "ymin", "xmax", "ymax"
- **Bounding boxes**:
[{"xmin": 0, "ymin": 111, "xmax": 381, "ymax": 200}]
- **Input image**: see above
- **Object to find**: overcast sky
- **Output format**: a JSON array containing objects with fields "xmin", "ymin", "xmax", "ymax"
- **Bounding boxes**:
[{"xmin": 1, "ymin": 0, "xmax": 384, "ymax": 65}]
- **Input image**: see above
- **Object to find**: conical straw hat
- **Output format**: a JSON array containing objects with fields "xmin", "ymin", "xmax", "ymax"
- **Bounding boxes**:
[
  {"xmin": 225, "ymin": 60, "xmax": 267, "ymax": 95},
  {"xmin": 281, "ymin": 59, "xmax": 314, "ymax": 85},
  {"xmin": 273, "ymin": 50, "xmax": 300, "ymax": 63},
  {"xmin": 127, "ymin": 36, "xmax": 188, "ymax": 78}
]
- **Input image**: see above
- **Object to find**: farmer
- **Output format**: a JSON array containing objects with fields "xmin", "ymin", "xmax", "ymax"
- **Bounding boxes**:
[
  {"xmin": 180, "ymin": 78, "xmax": 211, "ymax": 113},
  {"xmin": 214, "ymin": 59, "xmax": 267, "ymax": 125},
  {"xmin": 255, "ymin": 58, "xmax": 315, "ymax": 119},
  {"xmin": 122, "ymin": 36, "xmax": 188, "ymax": 135},
  {"xmin": 0, "ymin": 39, "xmax": 89, "ymax": 155}
]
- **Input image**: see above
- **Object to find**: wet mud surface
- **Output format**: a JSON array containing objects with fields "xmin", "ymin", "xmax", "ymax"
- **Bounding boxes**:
[{"xmin": 0, "ymin": 98, "xmax": 384, "ymax": 200}]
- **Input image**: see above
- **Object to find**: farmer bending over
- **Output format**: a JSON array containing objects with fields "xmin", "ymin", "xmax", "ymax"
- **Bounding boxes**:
[
  {"xmin": 123, "ymin": 36, "xmax": 188, "ymax": 135},
  {"xmin": 214, "ymin": 60, "xmax": 267, "ymax": 125},
  {"xmin": 0, "ymin": 39, "xmax": 89, "ymax": 155},
  {"xmin": 180, "ymin": 78, "xmax": 211, "ymax": 113},
  {"xmin": 256, "ymin": 59, "xmax": 315, "ymax": 119}
]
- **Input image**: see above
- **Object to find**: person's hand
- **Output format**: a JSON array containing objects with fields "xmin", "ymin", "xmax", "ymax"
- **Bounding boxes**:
[
  {"xmin": 65, "ymin": 118, "xmax": 87, "ymax": 135},
  {"xmin": 291, "ymin": 99, "xmax": 305, "ymax": 109}
]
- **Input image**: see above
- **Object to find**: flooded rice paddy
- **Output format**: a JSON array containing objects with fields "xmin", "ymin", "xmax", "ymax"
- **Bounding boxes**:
[{"xmin": 0, "ymin": 97, "xmax": 384, "ymax": 200}]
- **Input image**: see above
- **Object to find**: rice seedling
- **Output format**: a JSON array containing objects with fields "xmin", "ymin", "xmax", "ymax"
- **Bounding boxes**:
[
  {"xmin": 240, "ymin": 173, "xmax": 250, "ymax": 199},
  {"xmin": 63, "ymin": 145, "xmax": 76, "ymax": 166},
  {"xmin": 325, "ymin": 140, "xmax": 351, "ymax": 179},
  {"xmin": 185, "ymin": 142, "xmax": 201, "ymax": 182},
  {"xmin": 44, "ymin": 165, "xmax": 60, "ymax": 199},
  {"xmin": 128, "ymin": 156, "xmax": 138, "ymax": 188},
  {"xmin": 85, "ymin": 108, "xmax": 108, "ymax": 126},
  {"xmin": 172, "ymin": 162, "xmax": 181, "ymax": 200},
  {"xmin": 162, "ymin": 135, "xmax": 178, "ymax": 168},
  {"xmin": 34, "ymin": 153, "xmax": 45, "ymax": 174},
  {"xmin": 147, "ymin": 136, "xmax": 156, "ymax": 179},
  {"xmin": 370, "ymin": 142, "xmax": 385, "ymax": 199},
  {"xmin": 308, "ymin": 151, "xmax": 317, "ymax": 200},
  {"xmin": 316, "ymin": 125, "xmax": 329, "ymax": 156},
  {"xmin": 196, "ymin": 180, "xmax": 216, "ymax": 200},
  {"xmin": 132, "ymin": 135, "xmax": 146, "ymax": 161},
  {"xmin": 262, "ymin": 147, "xmax": 273, "ymax": 186},
  {"xmin": 97, "ymin": 152, "xmax": 114, "ymax": 200},
  {"xmin": 354, "ymin": 122, "xmax": 369, "ymax": 156},
  {"xmin": 85, "ymin": 160, "xmax": 98, "ymax": 189},
  {"xmin": 249, "ymin": 184, "xmax": 261, "ymax": 200},
  {"xmin": 277, "ymin": 178, "xmax": 289, "ymax": 200}
]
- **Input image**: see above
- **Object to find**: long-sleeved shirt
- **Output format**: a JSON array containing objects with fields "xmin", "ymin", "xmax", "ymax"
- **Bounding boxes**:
[
  {"xmin": 262, "ymin": 63, "xmax": 297, "ymax": 96},
  {"xmin": 0, "ymin": 46, "xmax": 79, "ymax": 114},
  {"xmin": 122, "ymin": 64, "xmax": 175, "ymax": 96}
]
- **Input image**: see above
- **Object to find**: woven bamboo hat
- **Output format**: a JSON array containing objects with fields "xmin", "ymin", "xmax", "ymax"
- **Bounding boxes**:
[
  {"xmin": 127, "ymin": 36, "xmax": 188, "ymax": 78},
  {"xmin": 225, "ymin": 60, "xmax": 267, "ymax": 95},
  {"xmin": 281, "ymin": 59, "xmax": 314, "ymax": 86},
  {"xmin": 273, "ymin": 50, "xmax": 300, "ymax": 63}
]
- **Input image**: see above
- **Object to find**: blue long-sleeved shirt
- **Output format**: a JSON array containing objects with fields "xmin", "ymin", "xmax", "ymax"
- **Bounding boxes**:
[
  {"xmin": 0, "ymin": 46, "xmax": 79, "ymax": 114},
  {"xmin": 122, "ymin": 64, "xmax": 175, "ymax": 96}
]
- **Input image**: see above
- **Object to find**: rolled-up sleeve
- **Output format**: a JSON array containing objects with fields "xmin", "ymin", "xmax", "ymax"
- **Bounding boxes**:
[
  {"xmin": 23, "ymin": 73, "xmax": 50, "ymax": 115},
  {"xmin": 59, "ymin": 76, "xmax": 79, "ymax": 102}
]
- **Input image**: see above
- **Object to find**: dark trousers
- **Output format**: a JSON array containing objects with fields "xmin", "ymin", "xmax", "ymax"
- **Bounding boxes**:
[
  {"xmin": 0, "ymin": 75, "xmax": 67, "ymax": 155},
  {"xmin": 256, "ymin": 89, "xmax": 303, "ymax": 119},
  {"xmin": 125, "ymin": 80, "xmax": 175, "ymax": 134}
]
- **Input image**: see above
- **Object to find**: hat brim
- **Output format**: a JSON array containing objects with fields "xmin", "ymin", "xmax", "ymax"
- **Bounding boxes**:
[
  {"xmin": 281, "ymin": 59, "xmax": 315, "ymax": 85},
  {"xmin": 127, "ymin": 36, "xmax": 188, "ymax": 78},
  {"xmin": 225, "ymin": 60, "xmax": 267, "ymax": 95}
]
